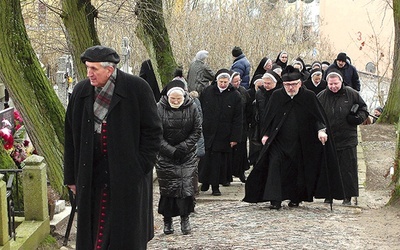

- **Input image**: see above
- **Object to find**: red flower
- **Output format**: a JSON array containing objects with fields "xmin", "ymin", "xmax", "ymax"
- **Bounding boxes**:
[
  {"xmin": 14, "ymin": 110, "xmax": 23, "ymax": 123},
  {"xmin": 0, "ymin": 128, "xmax": 14, "ymax": 150}
]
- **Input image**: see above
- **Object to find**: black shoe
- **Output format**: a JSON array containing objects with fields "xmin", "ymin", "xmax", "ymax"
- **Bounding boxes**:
[
  {"xmin": 200, "ymin": 184, "xmax": 210, "ymax": 191},
  {"xmin": 180, "ymin": 216, "xmax": 191, "ymax": 235},
  {"xmin": 212, "ymin": 190, "xmax": 222, "ymax": 196},
  {"xmin": 163, "ymin": 217, "xmax": 174, "ymax": 235},
  {"xmin": 211, "ymin": 186, "xmax": 221, "ymax": 196},
  {"xmin": 222, "ymin": 182, "xmax": 231, "ymax": 186},
  {"xmin": 342, "ymin": 197, "xmax": 351, "ymax": 206},
  {"xmin": 288, "ymin": 201, "xmax": 299, "ymax": 207},
  {"xmin": 269, "ymin": 201, "xmax": 282, "ymax": 210},
  {"xmin": 324, "ymin": 198, "xmax": 332, "ymax": 203}
]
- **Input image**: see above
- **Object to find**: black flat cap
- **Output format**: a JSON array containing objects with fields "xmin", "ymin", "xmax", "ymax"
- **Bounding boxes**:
[{"xmin": 80, "ymin": 45, "xmax": 120, "ymax": 64}]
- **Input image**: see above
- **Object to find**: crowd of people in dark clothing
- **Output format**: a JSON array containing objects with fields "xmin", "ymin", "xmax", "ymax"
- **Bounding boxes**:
[
  {"xmin": 65, "ymin": 45, "xmax": 382, "ymax": 249},
  {"xmin": 139, "ymin": 47, "xmax": 379, "ymax": 236}
]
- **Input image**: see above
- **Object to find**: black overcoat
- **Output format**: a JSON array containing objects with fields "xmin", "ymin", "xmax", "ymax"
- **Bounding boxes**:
[
  {"xmin": 243, "ymin": 87, "xmax": 345, "ymax": 203},
  {"xmin": 64, "ymin": 69, "xmax": 162, "ymax": 250},
  {"xmin": 156, "ymin": 95, "xmax": 201, "ymax": 198},
  {"xmin": 199, "ymin": 84, "xmax": 243, "ymax": 152},
  {"xmin": 317, "ymin": 85, "xmax": 368, "ymax": 150}
]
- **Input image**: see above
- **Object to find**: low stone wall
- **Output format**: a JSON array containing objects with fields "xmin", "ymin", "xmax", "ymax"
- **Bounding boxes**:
[{"xmin": 0, "ymin": 155, "xmax": 50, "ymax": 250}]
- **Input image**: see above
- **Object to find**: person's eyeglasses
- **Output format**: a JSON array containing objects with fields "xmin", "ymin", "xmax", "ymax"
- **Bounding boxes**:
[
  {"xmin": 283, "ymin": 80, "xmax": 300, "ymax": 87},
  {"xmin": 281, "ymin": 56, "xmax": 288, "ymax": 58}
]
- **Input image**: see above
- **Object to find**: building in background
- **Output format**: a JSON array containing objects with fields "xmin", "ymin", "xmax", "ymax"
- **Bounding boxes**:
[{"xmin": 285, "ymin": 0, "xmax": 393, "ymax": 77}]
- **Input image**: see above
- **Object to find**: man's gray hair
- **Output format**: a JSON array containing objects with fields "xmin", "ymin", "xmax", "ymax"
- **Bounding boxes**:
[{"xmin": 100, "ymin": 62, "xmax": 117, "ymax": 68}]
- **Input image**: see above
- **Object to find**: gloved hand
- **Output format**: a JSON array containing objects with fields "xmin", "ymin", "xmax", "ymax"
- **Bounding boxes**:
[
  {"xmin": 350, "ymin": 104, "xmax": 359, "ymax": 114},
  {"xmin": 173, "ymin": 149, "xmax": 186, "ymax": 160},
  {"xmin": 346, "ymin": 114, "xmax": 363, "ymax": 125}
]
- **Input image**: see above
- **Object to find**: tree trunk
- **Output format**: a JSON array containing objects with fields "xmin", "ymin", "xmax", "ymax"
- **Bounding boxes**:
[
  {"xmin": 388, "ymin": 117, "xmax": 400, "ymax": 205},
  {"xmin": 378, "ymin": 0, "xmax": 400, "ymax": 124},
  {"xmin": 387, "ymin": 0, "xmax": 400, "ymax": 205},
  {"xmin": 0, "ymin": 0, "xmax": 66, "ymax": 195},
  {"xmin": 135, "ymin": 0, "xmax": 177, "ymax": 88},
  {"xmin": 61, "ymin": 0, "xmax": 101, "ymax": 81}
]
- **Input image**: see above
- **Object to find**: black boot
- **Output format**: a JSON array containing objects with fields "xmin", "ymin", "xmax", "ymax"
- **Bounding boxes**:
[
  {"xmin": 269, "ymin": 200, "xmax": 282, "ymax": 210},
  {"xmin": 200, "ymin": 183, "xmax": 210, "ymax": 192},
  {"xmin": 342, "ymin": 197, "xmax": 352, "ymax": 205},
  {"xmin": 211, "ymin": 185, "xmax": 221, "ymax": 196},
  {"xmin": 288, "ymin": 201, "xmax": 299, "ymax": 207},
  {"xmin": 163, "ymin": 217, "xmax": 174, "ymax": 235},
  {"xmin": 180, "ymin": 216, "xmax": 191, "ymax": 235}
]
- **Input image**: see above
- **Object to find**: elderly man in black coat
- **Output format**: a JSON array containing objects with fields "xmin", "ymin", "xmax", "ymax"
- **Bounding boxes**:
[
  {"xmin": 198, "ymin": 69, "xmax": 243, "ymax": 196},
  {"xmin": 64, "ymin": 45, "xmax": 162, "ymax": 249},
  {"xmin": 317, "ymin": 69, "xmax": 368, "ymax": 205},
  {"xmin": 243, "ymin": 66, "xmax": 345, "ymax": 209}
]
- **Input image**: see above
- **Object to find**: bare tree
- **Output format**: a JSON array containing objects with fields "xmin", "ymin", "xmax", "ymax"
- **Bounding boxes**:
[
  {"xmin": 387, "ymin": 0, "xmax": 400, "ymax": 206},
  {"xmin": 135, "ymin": 0, "xmax": 177, "ymax": 86},
  {"xmin": 379, "ymin": 0, "xmax": 400, "ymax": 124},
  {"xmin": 61, "ymin": 0, "xmax": 101, "ymax": 80}
]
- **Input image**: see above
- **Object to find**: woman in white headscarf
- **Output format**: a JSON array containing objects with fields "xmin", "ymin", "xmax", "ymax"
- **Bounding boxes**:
[
  {"xmin": 156, "ymin": 80, "xmax": 202, "ymax": 235},
  {"xmin": 198, "ymin": 69, "xmax": 243, "ymax": 196}
]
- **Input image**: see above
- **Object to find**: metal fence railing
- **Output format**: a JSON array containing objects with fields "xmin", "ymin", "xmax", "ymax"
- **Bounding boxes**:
[{"xmin": 0, "ymin": 169, "xmax": 23, "ymax": 241}]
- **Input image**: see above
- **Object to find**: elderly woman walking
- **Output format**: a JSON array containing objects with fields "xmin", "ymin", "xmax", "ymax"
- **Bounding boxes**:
[
  {"xmin": 156, "ymin": 80, "xmax": 202, "ymax": 235},
  {"xmin": 198, "ymin": 69, "xmax": 243, "ymax": 195}
]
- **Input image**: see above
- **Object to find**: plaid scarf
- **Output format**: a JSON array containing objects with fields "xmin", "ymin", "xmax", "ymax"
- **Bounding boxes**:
[{"xmin": 93, "ymin": 69, "xmax": 117, "ymax": 133}]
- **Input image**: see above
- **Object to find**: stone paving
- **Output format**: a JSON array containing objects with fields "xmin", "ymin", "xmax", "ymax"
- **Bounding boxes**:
[
  {"xmin": 148, "ymin": 178, "xmax": 382, "ymax": 250},
  {"xmin": 147, "ymin": 133, "xmax": 397, "ymax": 250},
  {"xmin": 58, "ymin": 130, "xmax": 399, "ymax": 250}
]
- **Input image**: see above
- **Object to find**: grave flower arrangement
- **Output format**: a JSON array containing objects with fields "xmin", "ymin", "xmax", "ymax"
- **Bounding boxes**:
[{"xmin": 0, "ymin": 110, "xmax": 35, "ymax": 167}]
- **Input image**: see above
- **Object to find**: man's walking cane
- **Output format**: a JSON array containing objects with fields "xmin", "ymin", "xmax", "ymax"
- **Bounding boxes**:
[
  {"xmin": 322, "ymin": 145, "xmax": 333, "ymax": 211},
  {"xmin": 63, "ymin": 188, "xmax": 77, "ymax": 246}
]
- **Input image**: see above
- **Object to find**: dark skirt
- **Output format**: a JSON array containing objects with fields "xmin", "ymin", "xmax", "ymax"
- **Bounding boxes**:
[
  {"xmin": 198, "ymin": 150, "xmax": 233, "ymax": 185},
  {"xmin": 158, "ymin": 196, "xmax": 195, "ymax": 217},
  {"xmin": 232, "ymin": 141, "xmax": 250, "ymax": 177},
  {"xmin": 337, "ymin": 147, "xmax": 359, "ymax": 197}
]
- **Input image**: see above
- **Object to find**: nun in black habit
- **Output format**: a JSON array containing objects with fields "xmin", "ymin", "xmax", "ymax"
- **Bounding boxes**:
[
  {"xmin": 249, "ymin": 57, "xmax": 272, "ymax": 89},
  {"xmin": 243, "ymin": 66, "xmax": 345, "ymax": 209},
  {"xmin": 198, "ymin": 69, "xmax": 243, "ymax": 196},
  {"xmin": 275, "ymin": 51, "xmax": 288, "ymax": 71}
]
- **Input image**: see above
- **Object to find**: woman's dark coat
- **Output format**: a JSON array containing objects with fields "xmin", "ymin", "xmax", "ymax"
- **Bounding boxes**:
[
  {"xmin": 304, "ymin": 77, "xmax": 327, "ymax": 96},
  {"xmin": 64, "ymin": 69, "xmax": 162, "ymax": 250},
  {"xmin": 317, "ymin": 85, "xmax": 368, "ymax": 150},
  {"xmin": 244, "ymin": 87, "xmax": 345, "ymax": 203},
  {"xmin": 255, "ymin": 85, "xmax": 280, "ymax": 129},
  {"xmin": 249, "ymin": 57, "xmax": 269, "ymax": 88},
  {"xmin": 236, "ymin": 86, "xmax": 252, "ymax": 142},
  {"xmin": 156, "ymin": 95, "xmax": 202, "ymax": 198},
  {"xmin": 248, "ymin": 85, "xmax": 279, "ymax": 165},
  {"xmin": 199, "ymin": 84, "xmax": 243, "ymax": 152},
  {"xmin": 139, "ymin": 59, "xmax": 161, "ymax": 101}
]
